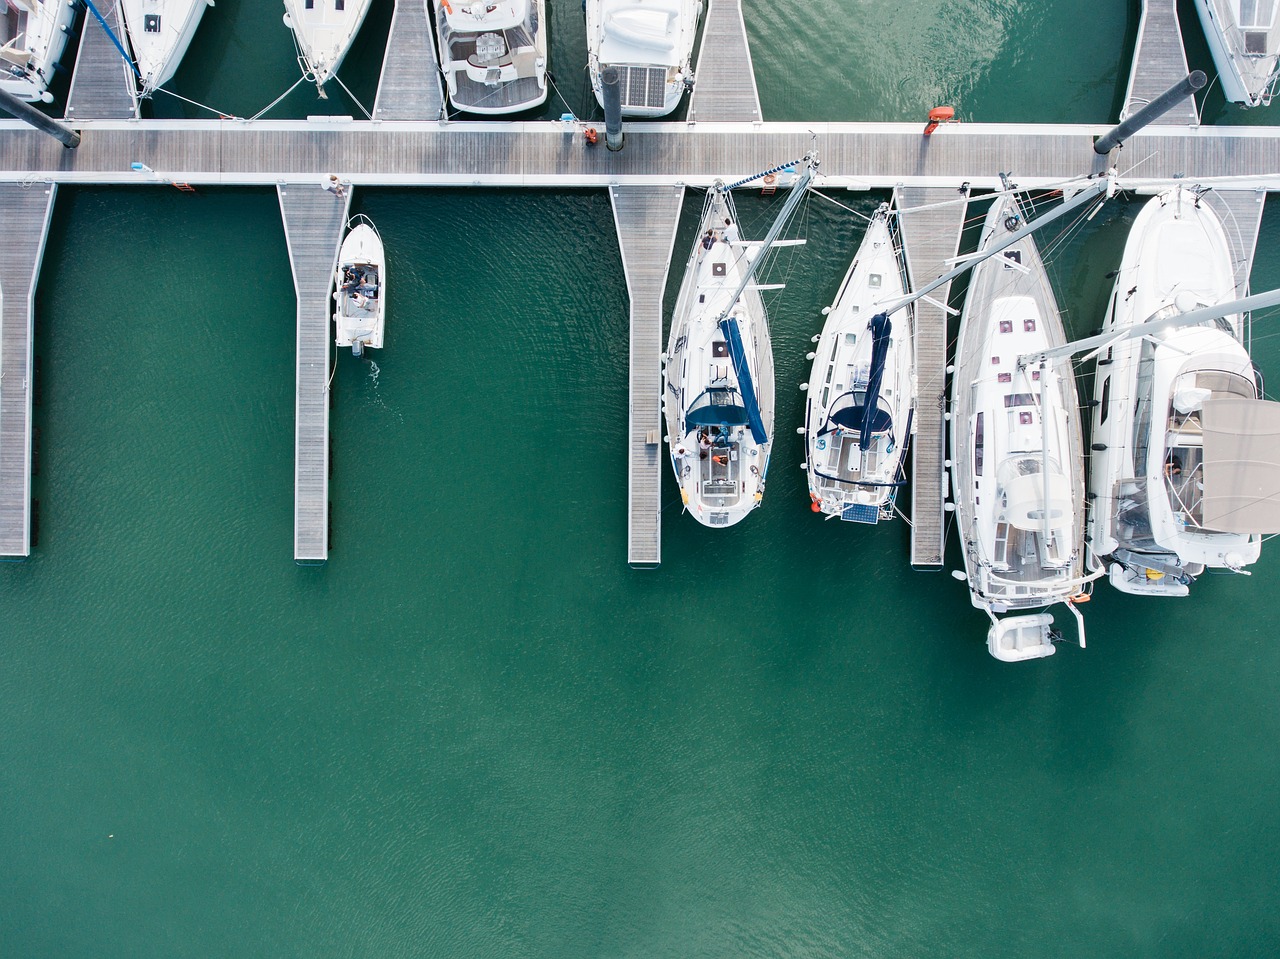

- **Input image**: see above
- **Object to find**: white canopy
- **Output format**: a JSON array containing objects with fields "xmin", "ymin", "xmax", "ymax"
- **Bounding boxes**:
[{"xmin": 1201, "ymin": 397, "xmax": 1280, "ymax": 534}]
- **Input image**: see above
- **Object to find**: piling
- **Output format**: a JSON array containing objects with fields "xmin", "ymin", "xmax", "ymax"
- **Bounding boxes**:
[
  {"xmin": 0, "ymin": 89, "xmax": 80, "ymax": 148},
  {"xmin": 602, "ymin": 67, "xmax": 624, "ymax": 152},
  {"xmin": 1095, "ymin": 71, "xmax": 1207, "ymax": 154}
]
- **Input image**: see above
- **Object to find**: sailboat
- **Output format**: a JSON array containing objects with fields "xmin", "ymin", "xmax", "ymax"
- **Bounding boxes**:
[
  {"xmin": 584, "ymin": 0, "xmax": 700, "ymax": 117},
  {"xmin": 950, "ymin": 188, "xmax": 1091, "ymax": 662},
  {"xmin": 282, "ymin": 0, "xmax": 373, "ymax": 93},
  {"xmin": 803, "ymin": 202, "xmax": 915, "ymax": 523},
  {"xmin": 432, "ymin": 0, "xmax": 548, "ymax": 115},
  {"xmin": 0, "ymin": 0, "xmax": 77, "ymax": 103},
  {"xmin": 332, "ymin": 214, "xmax": 385, "ymax": 357},
  {"xmin": 663, "ymin": 158, "xmax": 814, "ymax": 528},
  {"xmin": 1086, "ymin": 186, "xmax": 1280, "ymax": 594},
  {"xmin": 1193, "ymin": 0, "xmax": 1280, "ymax": 106},
  {"xmin": 119, "ymin": 0, "xmax": 212, "ymax": 97}
]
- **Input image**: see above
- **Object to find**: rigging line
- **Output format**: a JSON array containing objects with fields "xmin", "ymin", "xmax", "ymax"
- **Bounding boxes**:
[
  {"xmin": 152, "ymin": 86, "xmax": 240, "ymax": 120},
  {"xmin": 545, "ymin": 70, "xmax": 575, "ymax": 118},
  {"xmin": 808, "ymin": 188, "xmax": 872, "ymax": 222},
  {"xmin": 249, "ymin": 76, "xmax": 307, "ymax": 121},
  {"xmin": 330, "ymin": 71, "xmax": 373, "ymax": 120}
]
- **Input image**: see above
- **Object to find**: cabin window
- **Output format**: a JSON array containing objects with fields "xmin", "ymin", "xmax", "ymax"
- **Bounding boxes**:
[
  {"xmin": 336, "ymin": 0, "xmax": 345, "ymax": 8},
  {"xmin": 975, "ymin": 413, "xmax": 984, "ymax": 476},
  {"xmin": 305, "ymin": 0, "xmax": 313, "ymax": 7},
  {"xmin": 1003, "ymin": 393, "xmax": 1035, "ymax": 408},
  {"xmin": 1099, "ymin": 377, "xmax": 1111, "ymax": 424}
]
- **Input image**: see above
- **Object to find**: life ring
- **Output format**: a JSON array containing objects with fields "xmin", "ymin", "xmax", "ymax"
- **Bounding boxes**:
[
  {"xmin": 763, "ymin": 173, "xmax": 777, "ymax": 185},
  {"xmin": 1069, "ymin": 592, "xmax": 1090, "ymax": 604}
]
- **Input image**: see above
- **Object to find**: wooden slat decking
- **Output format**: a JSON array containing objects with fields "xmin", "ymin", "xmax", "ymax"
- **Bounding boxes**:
[
  {"xmin": 1123, "ymin": 0, "xmax": 1199, "ymax": 125},
  {"xmin": 65, "ymin": 0, "xmax": 137, "ymax": 121},
  {"xmin": 0, "ymin": 183, "xmax": 56, "ymax": 557},
  {"xmin": 894, "ymin": 186, "xmax": 970, "ymax": 568},
  {"xmin": 610, "ymin": 186, "xmax": 684, "ymax": 567},
  {"xmin": 278, "ymin": 183, "xmax": 349, "ymax": 563},
  {"xmin": 374, "ymin": 0, "xmax": 444, "ymax": 121},
  {"xmin": 1202, "ymin": 188, "xmax": 1267, "ymax": 298},
  {"xmin": 688, "ymin": 0, "xmax": 761, "ymax": 122}
]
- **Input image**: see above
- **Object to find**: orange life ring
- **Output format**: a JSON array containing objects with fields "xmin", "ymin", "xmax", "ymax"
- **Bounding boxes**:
[
  {"xmin": 1069, "ymin": 592, "xmax": 1090, "ymax": 604},
  {"xmin": 763, "ymin": 173, "xmax": 777, "ymax": 185}
]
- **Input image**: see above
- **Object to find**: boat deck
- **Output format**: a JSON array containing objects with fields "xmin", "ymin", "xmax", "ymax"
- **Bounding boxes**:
[
  {"xmin": 895, "ymin": 186, "xmax": 970, "ymax": 568},
  {"xmin": 278, "ymin": 183, "xmax": 350, "ymax": 564},
  {"xmin": 1123, "ymin": 0, "xmax": 1199, "ymax": 125},
  {"xmin": 65, "ymin": 0, "xmax": 137, "ymax": 121},
  {"xmin": 0, "ymin": 183, "xmax": 57, "ymax": 558},
  {"xmin": 374, "ymin": 0, "xmax": 445, "ymax": 121},
  {"xmin": 688, "ymin": 0, "xmax": 761, "ymax": 122}
]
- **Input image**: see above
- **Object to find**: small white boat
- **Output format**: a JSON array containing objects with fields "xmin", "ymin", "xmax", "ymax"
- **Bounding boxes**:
[
  {"xmin": 803, "ymin": 202, "xmax": 915, "ymax": 524},
  {"xmin": 432, "ymin": 0, "xmax": 547, "ymax": 115},
  {"xmin": 1087, "ymin": 186, "xmax": 1280, "ymax": 595},
  {"xmin": 585, "ymin": 0, "xmax": 700, "ymax": 117},
  {"xmin": 282, "ymin": 0, "xmax": 372, "ymax": 93},
  {"xmin": 120, "ymin": 0, "xmax": 212, "ymax": 97},
  {"xmin": 332, "ymin": 215, "xmax": 385, "ymax": 356},
  {"xmin": 0, "ymin": 0, "xmax": 77, "ymax": 103},
  {"xmin": 1194, "ymin": 0, "xmax": 1280, "ymax": 106}
]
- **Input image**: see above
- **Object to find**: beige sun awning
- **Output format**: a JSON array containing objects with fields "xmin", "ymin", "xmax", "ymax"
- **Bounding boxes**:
[{"xmin": 1201, "ymin": 397, "xmax": 1280, "ymax": 534}]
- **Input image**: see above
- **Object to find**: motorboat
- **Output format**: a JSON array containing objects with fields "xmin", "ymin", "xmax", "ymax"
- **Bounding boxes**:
[
  {"xmin": 585, "ymin": 0, "xmax": 700, "ymax": 117},
  {"xmin": 0, "ymin": 0, "xmax": 77, "ymax": 103},
  {"xmin": 663, "ymin": 159, "xmax": 813, "ymax": 528},
  {"xmin": 1086, "ymin": 186, "xmax": 1280, "ymax": 595},
  {"xmin": 282, "ymin": 0, "xmax": 372, "ymax": 93},
  {"xmin": 1194, "ymin": 0, "xmax": 1280, "ymax": 106},
  {"xmin": 332, "ymin": 214, "xmax": 385, "ymax": 357},
  {"xmin": 433, "ymin": 0, "xmax": 547, "ymax": 115},
  {"xmin": 803, "ymin": 202, "xmax": 915, "ymax": 524},
  {"xmin": 120, "ymin": 0, "xmax": 212, "ymax": 97},
  {"xmin": 949, "ymin": 189, "xmax": 1090, "ymax": 661}
]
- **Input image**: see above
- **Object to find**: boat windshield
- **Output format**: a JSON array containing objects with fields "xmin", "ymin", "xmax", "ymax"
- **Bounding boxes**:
[
  {"xmin": 823, "ymin": 391, "xmax": 892, "ymax": 436},
  {"xmin": 685, "ymin": 388, "xmax": 750, "ymax": 428}
]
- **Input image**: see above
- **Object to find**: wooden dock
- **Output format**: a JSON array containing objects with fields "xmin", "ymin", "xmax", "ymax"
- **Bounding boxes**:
[
  {"xmin": 688, "ymin": 0, "xmax": 762, "ymax": 122},
  {"xmin": 1122, "ymin": 0, "xmax": 1199, "ymax": 125},
  {"xmin": 374, "ymin": 0, "xmax": 444, "ymax": 121},
  {"xmin": 0, "ymin": 183, "xmax": 57, "ymax": 557},
  {"xmin": 1203, "ymin": 189, "xmax": 1267, "ymax": 297},
  {"xmin": 610, "ymin": 186, "xmax": 684, "ymax": 567},
  {"xmin": 278, "ymin": 183, "xmax": 349, "ymax": 564},
  {"xmin": 895, "ymin": 186, "xmax": 970, "ymax": 568},
  {"xmin": 65, "ymin": 0, "xmax": 137, "ymax": 121}
]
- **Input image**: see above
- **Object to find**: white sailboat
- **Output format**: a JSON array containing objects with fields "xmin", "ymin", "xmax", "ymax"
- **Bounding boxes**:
[
  {"xmin": 950, "ymin": 189, "xmax": 1091, "ymax": 662},
  {"xmin": 1086, "ymin": 186, "xmax": 1280, "ymax": 595},
  {"xmin": 803, "ymin": 202, "xmax": 915, "ymax": 524},
  {"xmin": 119, "ymin": 0, "xmax": 212, "ymax": 97},
  {"xmin": 432, "ymin": 0, "xmax": 547, "ymax": 115},
  {"xmin": 282, "ymin": 0, "xmax": 372, "ymax": 93},
  {"xmin": 332, "ymin": 215, "xmax": 385, "ymax": 357},
  {"xmin": 663, "ymin": 159, "xmax": 813, "ymax": 528},
  {"xmin": 0, "ymin": 0, "xmax": 77, "ymax": 103},
  {"xmin": 1194, "ymin": 0, "xmax": 1280, "ymax": 106},
  {"xmin": 585, "ymin": 0, "xmax": 700, "ymax": 117}
]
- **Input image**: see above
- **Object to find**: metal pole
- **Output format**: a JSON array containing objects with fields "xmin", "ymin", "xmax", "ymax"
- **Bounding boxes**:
[
  {"xmin": 0, "ymin": 88, "xmax": 80, "ymax": 148},
  {"xmin": 602, "ymin": 67, "xmax": 624, "ymax": 152},
  {"xmin": 1094, "ymin": 71, "xmax": 1207, "ymax": 154}
]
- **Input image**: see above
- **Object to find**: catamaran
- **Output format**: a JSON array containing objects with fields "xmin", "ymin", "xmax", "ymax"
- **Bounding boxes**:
[
  {"xmin": 1086, "ymin": 186, "xmax": 1280, "ymax": 595},
  {"xmin": 0, "ymin": 0, "xmax": 77, "ymax": 103},
  {"xmin": 120, "ymin": 0, "xmax": 212, "ymax": 97},
  {"xmin": 950, "ymin": 188, "xmax": 1092, "ymax": 662},
  {"xmin": 803, "ymin": 202, "xmax": 916, "ymax": 523},
  {"xmin": 663, "ymin": 158, "xmax": 814, "ymax": 528},
  {"xmin": 585, "ymin": 0, "xmax": 700, "ymax": 117},
  {"xmin": 1194, "ymin": 0, "xmax": 1280, "ymax": 106},
  {"xmin": 433, "ymin": 0, "xmax": 547, "ymax": 115},
  {"xmin": 332, "ymin": 215, "xmax": 385, "ymax": 357},
  {"xmin": 282, "ymin": 0, "xmax": 373, "ymax": 94}
]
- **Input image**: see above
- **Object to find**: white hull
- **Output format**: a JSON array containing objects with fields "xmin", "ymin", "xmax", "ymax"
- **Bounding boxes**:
[
  {"xmin": 333, "ymin": 217, "xmax": 385, "ymax": 354},
  {"xmin": 0, "ymin": 0, "xmax": 76, "ymax": 103},
  {"xmin": 120, "ymin": 0, "xmax": 210, "ymax": 96},
  {"xmin": 1194, "ymin": 0, "xmax": 1280, "ymax": 106},
  {"xmin": 283, "ymin": 0, "xmax": 373, "ymax": 88},
  {"xmin": 433, "ymin": 0, "xmax": 548, "ymax": 115},
  {"xmin": 585, "ymin": 0, "xmax": 700, "ymax": 117},
  {"xmin": 804, "ymin": 203, "xmax": 915, "ymax": 523},
  {"xmin": 663, "ymin": 189, "xmax": 774, "ymax": 528}
]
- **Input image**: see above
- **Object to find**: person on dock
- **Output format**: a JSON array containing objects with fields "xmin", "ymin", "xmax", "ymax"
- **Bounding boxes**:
[{"xmin": 322, "ymin": 174, "xmax": 347, "ymax": 198}]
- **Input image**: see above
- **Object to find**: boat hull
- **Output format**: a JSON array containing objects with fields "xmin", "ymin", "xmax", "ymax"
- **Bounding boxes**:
[
  {"xmin": 333, "ymin": 220, "xmax": 386, "ymax": 353},
  {"xmin": 585, "ymin": 0, "xmax": 701, "ymax": 117},
  {"xmin": 1193, "ymin": 0, "xmax": 1280, "ymax": 106},
  {"xmin": 0, "ymin": 0, "xmax": 77, "ymax": 103},
  {"xmin": 121, "ymin": 0, "xmax": 211, "ymax": 96},
  {"xmin": 433, "ymin": 0, "xmax": 548, "ymax": 115},
  {"xmin": 283, "ymin": 0, "xmax": 373, "ymax": 88}
]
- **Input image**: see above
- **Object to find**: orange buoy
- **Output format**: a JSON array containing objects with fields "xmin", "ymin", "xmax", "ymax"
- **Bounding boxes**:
[
  {"xmin": 583, "ymin": 127, "xmax": 599, "ymax": 146},
  {"xmin": 1069, "ymin": 592, "xmax": 1091, "ymax": 604},
  {"xmin": 810, "ymin": 500, "xmax": 822, "ymax": 513},
  {"xmin": 923, "ymin": 105, "xmax": 955, "ymax": 136}
]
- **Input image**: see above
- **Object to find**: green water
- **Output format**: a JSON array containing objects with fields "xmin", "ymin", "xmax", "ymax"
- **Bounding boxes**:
[{"xmin": 4, "ymin": 2, "xmax": 1280, "ymax": 957}]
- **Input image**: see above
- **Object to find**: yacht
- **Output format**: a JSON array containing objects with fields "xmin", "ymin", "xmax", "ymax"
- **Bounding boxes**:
[
  {"xmin": 1087, "ymin": 186, "xmax": 1280, "ymax": 595},
  {"xmin": 282, "ymin": 0, "xmax": 372, "ymax": 93},
  {"xmin": 950, "ymin": 190, "xmax": 1089, "ymax": 661},
  {"xmin": 803, "ymin": 202, "xmax": 916, "ymax": 523},
  {"xmin": 120, "ymin": 0, "xmax": 212, "ymax": 97},
  {"xmin": 0, "ymin": 0, "xmax": 76, "ymax": 103},
  {"xmin": 585, "ymin": 0, "xmax": 700, "ymax": 117},
  {"xmin": 432, "ymin": 0, "xmax": 547, "ymax": 115},
  {"xmin": 332, "ymin": 215, "xmax": 385, "ymax": 357},
  {"xmin": 1194, "ymin": 0, "xmax": 1280, "ymax": 106}
]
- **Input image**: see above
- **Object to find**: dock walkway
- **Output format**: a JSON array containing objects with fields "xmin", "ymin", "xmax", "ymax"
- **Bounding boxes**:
[
  {"xmin": 65, "ymin": 0, "xmax": 137, "ymax": 121},
  {"xmin": 278, "ymin": 183, "xmax": 349, "ymax": 564},
  {"xmin": 0, "ymin": 183, "xmax": 57, "ymax": 557},
  {"xmin": 1123, "ymin": 0, "xmax": 1199, "ymax": 125},
  {"xmin": 1203, "ymin": 189, "xmax": 1268, "ymax": 298},
  {"xmin": 688, "ymin": 0, "xmax": 762, "ymax": 122},
  {"xmin": 374, "ymin": 0, "xmax": 444, "ymax": 121},
  {"xmin": 895, "ymin": 186, "xmax": 970, "ymax": 568}
]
